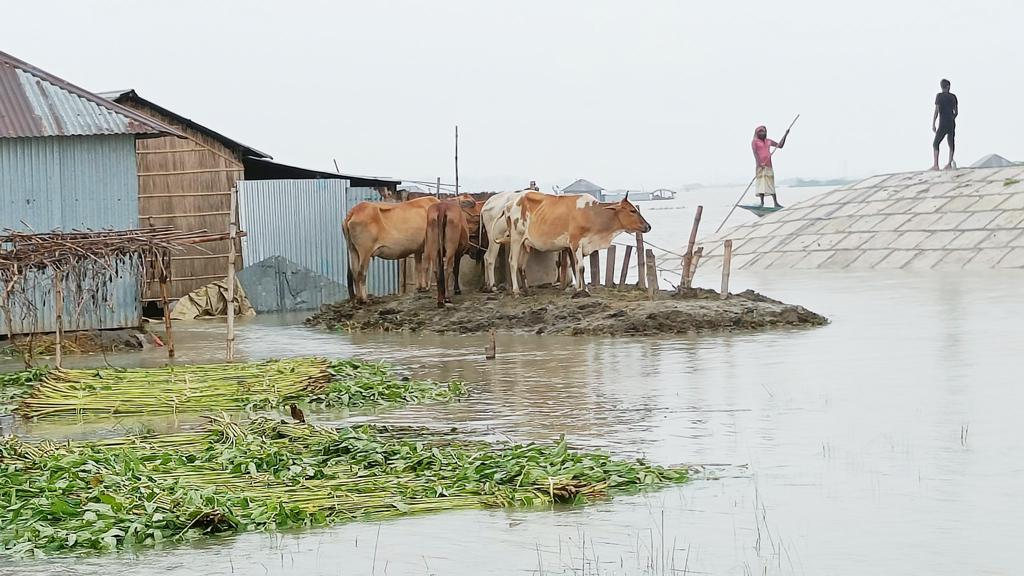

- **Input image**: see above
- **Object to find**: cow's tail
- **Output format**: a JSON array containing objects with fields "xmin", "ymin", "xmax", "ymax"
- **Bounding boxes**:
[
  {"xmin": 343, "ymin": 217, "xmax": 356, "ymax": 299},
  {"xmin": 478, "ymin": 213, "xmax": 489, "ymax": 262},
  {"xmin": 437, "ymin": 210, "xmax": 448, "ymax": 305}
]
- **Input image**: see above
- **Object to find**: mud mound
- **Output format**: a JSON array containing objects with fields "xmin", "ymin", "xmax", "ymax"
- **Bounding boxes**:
[{"xmin": 305, "ymin": 287, "xmax": 827, "ymax": 336}]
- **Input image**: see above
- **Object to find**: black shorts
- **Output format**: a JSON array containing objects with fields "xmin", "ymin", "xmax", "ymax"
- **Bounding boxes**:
[{"xmin": 933, "ymin": 123, "xmax": 955, "ymax": 149}]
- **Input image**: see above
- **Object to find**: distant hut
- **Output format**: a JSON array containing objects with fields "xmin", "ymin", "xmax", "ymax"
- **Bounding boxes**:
[
  {"xmin": 563, "ymin": 178, "xmax": 606, "ymax": 201},
  {"xmin": 0, "ymin": 52, "xmax": 178, "ymax": 334}
]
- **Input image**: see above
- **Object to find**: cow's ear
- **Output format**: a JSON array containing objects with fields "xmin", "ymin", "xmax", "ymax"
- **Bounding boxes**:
[{"xmin": 459, "ymin": 199, "xmax": 476, "ymax": 210}]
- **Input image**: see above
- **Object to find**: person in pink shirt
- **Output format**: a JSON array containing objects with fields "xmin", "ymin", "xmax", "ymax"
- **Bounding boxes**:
[{"xmin": 752, "ymin": 125, "xmax": 789, "ymax": 208}]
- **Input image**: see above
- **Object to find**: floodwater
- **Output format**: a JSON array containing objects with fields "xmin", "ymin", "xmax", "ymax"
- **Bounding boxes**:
[{"xmin": 3, "ymin": 184, "xmax": 1024, "ymax": 575}]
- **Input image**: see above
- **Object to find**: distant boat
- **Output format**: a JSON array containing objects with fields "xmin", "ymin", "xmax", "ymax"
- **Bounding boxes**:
[
  {"xmin": 739, "ymin": 205, "xmax": 783, "ymax": 218},
  {"xmin": 601, "ymin": 188, "xmax": 677, "ymax": 202}
]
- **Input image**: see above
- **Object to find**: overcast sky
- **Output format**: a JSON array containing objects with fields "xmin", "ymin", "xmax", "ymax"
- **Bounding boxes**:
[{"xmin": 6, "ymin": 0, "xmax": 1021, "ymax": 190}]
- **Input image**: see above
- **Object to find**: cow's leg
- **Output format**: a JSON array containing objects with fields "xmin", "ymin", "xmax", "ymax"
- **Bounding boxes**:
[
  {"xmin": 453, "ymin": 252, "xmax": 463, "ymax": 296},
  {"xmin": 572, "ymin": 245, "xmax": 589, "ymax": 296},
  {"xmin": 355, "ymin": 252, "xmax": 372, "ymax": 302},
  {"xmin": 509, "ymin": 240, "xmax": 525, "ymax": 297},
  {"xmin": 414, "ymin": 252, "xmax": 427, "ymax": 292},
  {"xmin": 519, "ymin": 247, "xmax": 532, "ymax": 294},
  {"xmin": 482, "ymin": 238, "xmax": 500, "ymax": 293}
]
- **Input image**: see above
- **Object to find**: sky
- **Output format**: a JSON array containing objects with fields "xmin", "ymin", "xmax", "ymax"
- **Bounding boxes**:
[{"xmin": 5, "ymin": 0, "xmax": 1021, "ymax": 191}]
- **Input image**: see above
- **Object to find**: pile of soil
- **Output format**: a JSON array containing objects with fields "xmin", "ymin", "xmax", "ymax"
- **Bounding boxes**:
[
  {"xmin": 306, "ymin": 286, "xmax": 827, "ymax": 336},
  {"xmin": 0, "ymin": 328, "xmax": 155, "ymax": 358}
]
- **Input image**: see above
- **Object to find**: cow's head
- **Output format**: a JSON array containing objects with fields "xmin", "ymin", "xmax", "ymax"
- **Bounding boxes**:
[{"xmin": 606, "ymin": 195, "xmax": 652, "ymax": 233}]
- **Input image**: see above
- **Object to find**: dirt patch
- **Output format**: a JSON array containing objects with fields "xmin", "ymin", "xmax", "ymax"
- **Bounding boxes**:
[
  {"xmin": 305, "ymin": 286, "xmax": 827, "ymax": 336},
  {"xmin": 0, "ymin": 328, "xmax": 157, "ymax": 359}
]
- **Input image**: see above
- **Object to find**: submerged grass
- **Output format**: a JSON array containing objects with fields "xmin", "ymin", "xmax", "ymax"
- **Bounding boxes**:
[
  {"xmin": 0, "ymin": 417, "xmax": 688, "ymax": 557},
  {"xmin": 0, "ymin": 369, "xmax": 47, "ymax": 416},
  {"xmin": 10, "ymin": 358, "xmax": 464, "ymax": 420}
]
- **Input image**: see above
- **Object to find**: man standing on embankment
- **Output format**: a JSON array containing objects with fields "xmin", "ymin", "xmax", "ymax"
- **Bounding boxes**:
[
  {"xmin": 932, "ymin": 78, "xmax": 959, "ymax": 170},
  {"xmin": 752, "ymin": 125, "xmax": 789, "ymax": 208}
]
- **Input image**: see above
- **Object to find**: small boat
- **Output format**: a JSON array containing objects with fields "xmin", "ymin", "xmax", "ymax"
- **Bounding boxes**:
[{"xmin": 739, "ymin": 205, "xmax": 783, "ymax": 218}]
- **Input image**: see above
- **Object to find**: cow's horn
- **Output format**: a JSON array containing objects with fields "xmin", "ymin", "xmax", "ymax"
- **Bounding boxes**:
[{"xmin": 623, "ymin": 191, "xmax": 629, "ymax": 202}]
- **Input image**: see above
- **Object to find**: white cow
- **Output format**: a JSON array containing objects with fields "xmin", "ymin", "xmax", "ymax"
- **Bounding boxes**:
[{"xmin": 479, "ymin": 190, "xmax": 529, "ymax": 292}]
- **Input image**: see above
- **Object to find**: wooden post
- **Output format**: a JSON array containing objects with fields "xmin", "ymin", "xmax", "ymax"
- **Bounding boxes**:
[
  {"xmin": 687, "ymin": 247, "xmax": 704, "ymax": 287},
  {"xmin": 226, "ymin": 187, "xmax": 238, "ymax": 361},
  {"xmin": 454, "ymin": 125, "xmax": 459, "ymax": 196},
  {"xmin": 720, "ymin": 240, "xmax": 733, "ymax": 299},
  {"xmin": 681, "ymin": 205, "xmax": 704, "ymax": 289},
  {"xmin": 485, "ymin": 329, "xmax": 496, "ymax": 359},
  {"xmin": 605, "ymin": 245, "xmax": 616, "ymax": 287},
  {"xmin": 52, "ymin": 269, "xmax": 64, "ymax": 368},
  {"xmin": 436, "ymin": 177, "xmax": 441, "ymax": 198},
  {"xmin": 644, "ymin": 249, "xmax": 658, "ymax": 300},
  {"xmin": 589, "ymin": 252, "xmax": 600, "ymax": 287},
  {"xmin": 158, "ymin": 253, "xmax": 175, "ymax": 358},
  {"xmin": 619, "ymin": 245, "xmax": 633, "ymax": 287},
  {"xmin": 635, "ymin": 233, "xmax": 647, "ymax": 290}
]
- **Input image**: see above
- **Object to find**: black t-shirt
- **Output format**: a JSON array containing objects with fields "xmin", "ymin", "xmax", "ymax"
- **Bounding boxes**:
[{"xmin": 935, "ymin": 92, "xmax": 958, "ymax": 126}]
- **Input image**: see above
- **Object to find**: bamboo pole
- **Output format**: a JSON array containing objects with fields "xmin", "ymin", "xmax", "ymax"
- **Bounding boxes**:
[
  {"xmin": 53, "ymin": 269, "xmax": 64, "ymax": 368},
  {"xmin": 226, "ymin": 187, "xmax": 238, "ymax": 361},
  {"xmin": 158, "ymin": 253, "xmax": 175, "ymax": 358},
  {"xmin": 605, "ymin": 245, "xmax": 616, "ymax": 287},
  {"xmin": 589, "ymin": 252, "xmax": 600, "ymax": 287},
  {"xmin": 644, "ymin": 249, "xmax": 658, "ymax": 300},
  {"xmin": 687, "ymin": 247, "xmax": 704, "ymax": 287},
  {"xmin": 681, "ymin": 205, "xmax": 703, "ymax": 289},
  {"xmin": 436, "ymin": 177, "xmax": 441, "ymax": 198},
  {"xmin": 635, "ymin": 233, "xmax": 647, "ymax": 290},
  {"xmin": 720, "ymin": 240, "xmax": 733, "ymax": 299},
  {"xmin": 619, "ymin": 245, "xmax": 633, "ymax": 287},
  {"xmin": 454, "ymin": 126, "xmax": 459, "ymax": 196}
]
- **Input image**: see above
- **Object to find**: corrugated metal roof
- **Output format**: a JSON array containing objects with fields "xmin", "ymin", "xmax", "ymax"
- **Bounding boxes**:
[
  {"xmin": 0, "ymin": 50, "xmax": 179, "ymax": 139},
  {"xmin": 563, "ymin": 178, "xmax": 604, "ymax": 193},
  {"xmin": 99, "ymin": 89, "xmax": 272, "ymax": 159}
]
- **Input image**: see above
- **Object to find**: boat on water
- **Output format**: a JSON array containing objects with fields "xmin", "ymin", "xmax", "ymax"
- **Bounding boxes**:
[{"xmin": 739, "ymin": 204, "xmax": 783, "ymax": 218}]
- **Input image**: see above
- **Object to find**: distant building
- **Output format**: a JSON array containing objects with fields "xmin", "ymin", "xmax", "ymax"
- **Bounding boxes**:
[
  {"xmin": 971, "ymin": 154, "xmax": 1018, "ymax": 169},
  {"xmin": 562, "ymin": 178, "xmax": 605, "ymax": 198},
  {"xmin": 0, "ymin": 50, "xmax": 178, "ymax": 333}
]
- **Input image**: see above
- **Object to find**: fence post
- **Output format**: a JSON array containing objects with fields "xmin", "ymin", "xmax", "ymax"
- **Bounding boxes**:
[
  {"xmin": 635, "ymin": 233, "xmax": 647, "ymax": 290},
  {"xmin": 687, "ymin": 247, "xmax": 704, "ymax": 287},
  {"xmin": 619, "ymin": 245, "xmax": 633, "ymax": 287},
  {"xmin": 681, "ymin": 205, "xmax": 704, "ymax": 289},
  {"xmin": 226, "ymin": 187, "xmax": 238, "ymax": 362},
  {"xmin": 720, "ymin": 239, "xmax": 733, "ymax": 299},
  {"xmin": 158, "ymin": 253, "xmax": 175, "ymax": 359},
  {"xmin": 604, "ymin": 245, "xmax": 616, "ymax": 287},
  {"xmin": 52, "ymin": 270, "xmax": 63, "ymax": 368},
  {"xmin": 645, "ymin": 249, "xmax": 658, "ymax": 300},
  {"xmin": 589, "ymin": 252, "xmax": 600, "ymax": 287}
]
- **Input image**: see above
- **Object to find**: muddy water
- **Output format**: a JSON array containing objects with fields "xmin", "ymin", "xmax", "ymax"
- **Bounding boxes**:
[{"xmin": 4, "ymin": 268, "xmax": 1023, "ymax": 575}]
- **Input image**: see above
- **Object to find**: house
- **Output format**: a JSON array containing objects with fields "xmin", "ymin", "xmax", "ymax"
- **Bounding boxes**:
[{"xmin": 0, "ymin": 50, "xmax": 178, "ymax": 334}]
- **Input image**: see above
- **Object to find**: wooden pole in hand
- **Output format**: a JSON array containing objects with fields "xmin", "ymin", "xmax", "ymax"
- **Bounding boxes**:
[
  {"xmin": 53, "ymin": 269, "xmax": 64, "ymax": 368},
  {"xmin": 715, "ymin": 114, "xmax": 800, "ymax": 233},
  {"xmin": 681, "ymin": 205, "xmax": 703, "ymax": 289},
  {"xmin": 605, "ymin": 245, "xmax": 616, "ymax": 287},
  {"xmin": 720, "ymin": 239, "xmax": 733, "ymax": 299},
  {"xmin": 635, "ymin": 233, "xmax": 647, "ymax": 290},
  {"xmin": 619, "ymin": 245, "xmax": 633, "ymax": 287},
  {"xmin": 226, "ymin": 187, "xmax": 238, "ymax": 361}
]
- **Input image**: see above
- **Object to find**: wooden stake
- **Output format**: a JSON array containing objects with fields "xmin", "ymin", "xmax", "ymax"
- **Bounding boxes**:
[
  {"xmin": 681, "ymin": 205, "xmax": 703, "ymax": 289},
  {"xmin": 485, "ymin": 328, "xmax": 496, "ymax": 359},
  {"xmin": 454, "ymin": 125, "xmax": 459, "ymax": 196},
  {"xmin": 720, "ymin": 239, "xmax": 733, "ymax": 299},
  {"xmin": 605, "ymin": 245, "xmax": 616, "ymax": 287},
  {"xmin": 687, "ymin": 247, "xmax": 704, "ymax": 287},
  {"xmin": 436, "ymin": 177, "xmax": 441, "ymax": 198},
  {"xmin": 589, "ymin": 252, "xmax": 600, "ymax": 287},
  {"xmin": 53, "ymin": 269, "xmax": 64, "ymax": 368},
  {"xmin": 644, "ymin": 249, "xmax": 658, "ymax": 300},
  {"xmin": 619, "ymin": 245, "xmax": 633, "ymax": 287},
  {"xmin": 635, "ymin": 233, "xmax": 647, "ymax": 290},
  {"xmin": 226, "ymin": 187, "xmax": 238, "ymax": 361},
  {"xmin": 158, "ymin": 253, "xmax": 175, "ymax": 358}
]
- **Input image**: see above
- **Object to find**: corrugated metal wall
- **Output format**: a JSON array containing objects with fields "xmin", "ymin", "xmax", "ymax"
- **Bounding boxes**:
[
  {"xmin": 0, "ymin": 135, "xmax": 142, "ymax": 334},
  {"xmin": 237, "ymin": 181, "xmax": 399, "ymax": 302}
]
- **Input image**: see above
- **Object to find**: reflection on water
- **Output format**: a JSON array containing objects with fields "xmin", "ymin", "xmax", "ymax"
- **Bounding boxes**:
[{"xmin": 3, "ymin": 270, "xmax": 1024, "ymax": 575}]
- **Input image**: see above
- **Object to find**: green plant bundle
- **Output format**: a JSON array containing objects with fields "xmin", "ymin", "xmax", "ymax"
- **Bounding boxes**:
[
  {"xmin": 0, "ymin": 417, "xmax": 688, "ymax": 557},
  {"xmin": 9, "ymin": 358, "xmax": 464, "ymax": 420}
]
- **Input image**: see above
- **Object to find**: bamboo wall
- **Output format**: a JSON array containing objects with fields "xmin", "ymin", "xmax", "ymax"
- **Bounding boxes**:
[{"xmin": 117, "ymin": 103, "xmax": 243, "ymax": 301}]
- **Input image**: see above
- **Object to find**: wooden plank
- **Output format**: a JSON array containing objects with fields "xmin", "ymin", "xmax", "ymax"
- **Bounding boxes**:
[
  {"xmin": 720, "ymin": 239, "xmax": 733, "ymax": 299},
  {"xmin": 141, "ymin": 191, "xmax": 233, "ymax": 198},
  {"xmin": 139, "ymin": 167, "xmax": 243, "ymax": 176},
  {"xmin": 604, "ymin": 245, "xmax": 616, "ymax": 287},
  {"xmin": 171, "ymin": 254, "xmax": 230, "ymax": 261},
  {"xmin": 142, "ymin": 210, "xmax": 231, "ymax": 219},
  {"xmin": 619, "ymin": 245, "xmax": 633, "ymax": 287},
  {"xmin": 589, "ymin": 252, "xmax": 600, "ymax": 286},
  {"xmin": 137, "ymin": 147, "xmax": 208, "ymax": 154},
  {"xmin": 146, "ymin": 274, "xmax": 224, "ymax": 283}
]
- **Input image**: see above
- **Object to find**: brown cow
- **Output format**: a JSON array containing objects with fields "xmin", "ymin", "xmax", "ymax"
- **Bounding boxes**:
[
  {"xmin": 423, "ymin": 196, "xmax": 481, "ymax": 307},
  {"xmin": 508, "ymin": 192, "xmax": 651, "ymax": 296},
  {"xmin": 343, "ymin": 196, "xmax": 440, "ymax": 303}
]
